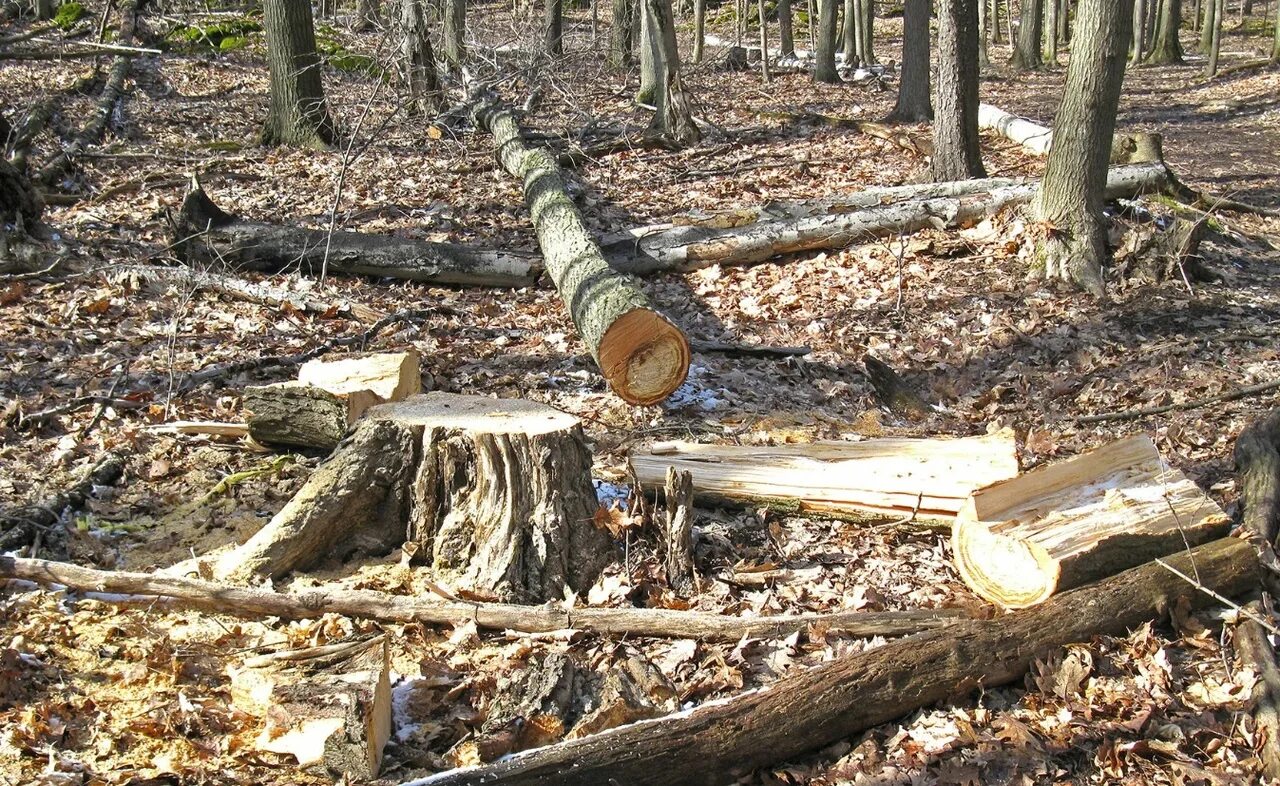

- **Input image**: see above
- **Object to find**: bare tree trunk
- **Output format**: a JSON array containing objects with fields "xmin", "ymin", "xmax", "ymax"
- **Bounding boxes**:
[
  {"xmin": 1131, "ymin": 0, "xmax": 1146, "ymax": 63},
  {"xmin": 545, "ymin": 0, "xmax": 564, "ymax": 54},
  {"xmin": 859, "ymin": 0, "xmax": 875, "ymax": 63},
  {"xmin": 645, "ymin": 0, "xmax": 701, "ymax": 145},
  {"xmin": 979, "ymin": 0, "xmax": 991, "ymax": 65},
  {"xmin": 1011, "ymin": 0, "xmax": 1045, "ymax": 70},
  {"xmin": 814, "ymin": 0, "xmax": 840, "ymax": 81},
  {"xmin": 1205, "ymin": 0, "xmax": 1223, "ymax": 75},
  {"xmin": 638, "ymin": 0, "xmax": 659, "ymax": 102},
  {"xmin": 610, "ymin": 0, "xmax": 636, "ymax": 67},
  {"xmin": 1145, "ymin": 0, "xmax": 1183, "ymax": 63},
  {"xmin": 1274, "ymin": 0, "xmax": 1280, "ymax": 61},
  {"xmin": 693, "ymin": 0, "xmax": 705, "ymax": 60},
  {"xmin": 842, "ymin": 0, "xmax": 857, "ymax": 65},
  {"xmin": 1046, "ymin": 0, "xmax": 1060, "ymax": 63},
  {"xmin": 354, "ymin": 0, "xmax": 381, "ymax": 30},
  {"xmin": 1200, "ymin": 0, "xmax": 1216, "ymax": 51},
  {"xmin": 888, "ymin": 0, "xmax": 931, "ymax": 121},
  {"xmin": 400, "ymin": 0, "xmax": 442, "ymax": 116},
  {"xmin": 1032, "ymin": 0, "xmax": 1134, "ymax": 295},
  {"xmin": 991, "ymin": 0, "xmax": 1004, "ymax": 42},
  {"xmin": 934, "ymin": 0, "xmax": 986, "ymax": 180},
  {"xmin": 758, "ymin": 0, "xmax": 771, "ymax": 80},
  {"xmin": 442, "ymin": 0, "xmax": 466, "ymax": 67},
  {"xmin": 779, "ymin": 0, "xmax": 795, "ymax": 56},
  {"xmin": 808, "ymin": 0, "xmax": 817, "ymax": 50},
  {"xmin": 261, "ymin": 0, "xmax": 335, "ymax": 148},
  {"xmin": 1059, "ymin": 0, "xmax": 1071, "ymax": 41}
]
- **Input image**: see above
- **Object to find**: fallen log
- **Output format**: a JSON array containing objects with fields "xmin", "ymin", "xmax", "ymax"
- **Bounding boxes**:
[
  {"xmin": 977, "ymin": 103, "xmax": 1054, "ymax": 155},
  {"xmin": 952, "ymin": 435, "xmax": 1231, "ymax": 609},
  {"xmin": 395, "ymin": 537, "xmax": 1259, "ymax": 786},
  {"xmin": 172, "ymin": 182, "xmax": 541, "ymax": 289},
  {"xmin": 1235, "ymin": 410, "xmax": 1280, "ymax": 548},
  {"xmin": 0, "ymin": 555, "xmax": 965, "ymax": 639},
  {"xmin": 630, "ymin": 430, "xmax": 1020, "ymax": 521},
  {"xmin": 472, "ymin": 101, "xmax": 690, "ymax": 406},
  {"xmin": 1232, "ymin": 601, "xmax": 1280, "ymax": 780}
]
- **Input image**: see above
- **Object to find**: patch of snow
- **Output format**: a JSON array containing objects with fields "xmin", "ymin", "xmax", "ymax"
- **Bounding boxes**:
[
  {"xmin": 664, "ymin": 365, "xmax": 729, "ymax": 412},
  {"xmin": 391, "ymin": 674, "xmax": 425, "ymax": 742}
]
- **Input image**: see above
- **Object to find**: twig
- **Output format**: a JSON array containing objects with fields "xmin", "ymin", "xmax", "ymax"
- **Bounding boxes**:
[
  {"xmin": 1155, "ymin": 556, "xmax": 1280, "ymax": 636},
  {"xmin": 1075, "ymin": 378, "xmax": 1280, "ymax": 424}
]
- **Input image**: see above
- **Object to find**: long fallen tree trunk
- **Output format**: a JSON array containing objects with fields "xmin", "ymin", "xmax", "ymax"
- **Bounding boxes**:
[
  {"xmin": 472, "ymin": 101, "xmax": 690, "ymax": 405},
  {"xmin": 0, "ymin": 555, "xmax": 964, "ymax": 639},
  {"xmin": 173, "ymin": 182, "xmax": 541, "ymax": 289},
  {"xmin": 397, "ymin": 537, "xmax": 1258, "ymax": 786}
]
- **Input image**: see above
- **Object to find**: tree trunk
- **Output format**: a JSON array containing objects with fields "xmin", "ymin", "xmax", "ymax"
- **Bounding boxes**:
[
  {"xmin": 1200, "ymin": 0, "xmax": 1216, "ymax": 51},
  {"xmin": 638, "ymin": 1, "xmax": 659, "ymax": 102},
  {"xmin": 1059, "ymin": 0, "xmax": 1071, "ymax": 41},
  {"xmin": 353, "ymin": 0, "xmax": 381, "ymax": 31},
  {"xmin": 842, "ymin": 0, "xmax": 857, "ymax": 65},
  {"xmin": 1205, "ymin": 0, "xmax": 1223, "ymax": 75},
  {"xmin": 1032, "ymin": 0, "xmax": 1133, "ymax": 295},
  {"xmin": 808, "ymin": 0, "xmax": 817, "ymax": 52},
  {"xmin": 442, "ymin": 0, "xmax": 466, "ymax": 68},
  {"xmin": 888, "ymin": 0, "xmax": 932, "ymax": 122},
  {"xmin": 979, "ymin": 0, "xmax": 991, "ymax": 66},
  {"xmin": 814, "ymin": 0, "xmax": 840, "ymax": 81},
  {"xmin": 693, "ymin": 0, "xmax": 705, "ymax": 60},
  {"xmin": 172, "ymin": 183, "xmax": 540, "ymax": 287},
  {"xmin": 1010, "ymin": 0, "xmax": 1044, "ymax": 70},
  {"xmin": 1145, "ymin": 0, "xmax": 1184, "ymax": 63},
  {"xmin": 400, "ymin": 0, "xmax": 443, "ymax": 116},
  {"xmin": 1131, "ymin": 0, "xmax": 1145, "ymax": 64},
  {"xmin": 757, "ymin": 0, "xmax": 771, "ymax": 81},
  {"xmin": 473, "ymin": 102, "xmax": 690, "ymax": 404},
  {"xmin": 1045, "ymin": 0, "xmax": 1060, "ymax": 63},
  {"xmin": 778, "ymin": 0, "xmax": 795, "ymax": 56},
  {"xmin": 399, "ymin": 538, "xmax": 1260, "ymax": 786},
  {"xmin": 859, "ymin": 0, "xmax": 876, "ymax": 63},
  {"xmin": 991, "ymin": 0, "xmax": 1004, "ymax": 42},
  {"xmin": 645, "ymin": 0, "xmax": 700, "ymax": 145},
  {"xmin": 545, "ymin": 0, "xmax": 564, "ymax": 54},
  {"xmin": 611, "ymin": 0, "xmax": 636, "ymax": 67},
  {"xmin": 1275, "ymin": 0, "xmax": 1280, "ymax": 62},
  {"xmin": 933, "ymin": 0, "xmax": 986, "ymax": 180},
  {"xmin": 261, "ymin": 0, "xmax": 335, "ymax": 148}
]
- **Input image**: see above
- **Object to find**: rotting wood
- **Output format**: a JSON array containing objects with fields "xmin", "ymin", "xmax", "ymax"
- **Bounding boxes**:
[
  {"xmin": 172, "ymin": 181, "xmax": 541, "ymax": 289},
  {"xmin": 953, "ymin": 435, "xmax": 1231, "ymax": 609},
  {"xmin": 631, "ymin": 430, "xmax": 1019, "ymax": 520},
  {"xmin": 472, "ymin": 100, "xmax": 690, "ymax": 405},
  {"xmin": 0, "ymin": 556, "xmax": 967, "ymax": 639},
  {"xmin": 664, "ymin": 467, "xmax": 696, "ymax": 597},
  {"xmin": 394, "ymin": 537, "xmax": 1259, "ymax": 786},
  {"xmin": 1231, "ymin": 601, "xmax": 1280, "ymax": 780}
]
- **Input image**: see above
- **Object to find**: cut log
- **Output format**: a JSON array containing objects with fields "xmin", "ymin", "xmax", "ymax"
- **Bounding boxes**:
[
  {"xmin": 663, "ymin": 467, "xmax": 695, "ymax": 597},
  {"xmin": 1235, "ymin": 410, "xmax": 1280, "ymax": 548},
  {"xmin": 245, "ymin": 351, "xmax": 421, "ymax": 450},
  {"xmin": 394, "ymin": 537, "xmax": 1259, "ymax": 786},
  {"xmin": 172, "ymin": 182, "xmax": 541, "ymax": 289},
  {"xmin": 1, "ymin": 556, "xmax": 967, "ymax": 639},
  {"xmin": 952, "ymin": 435, "xmax": 1231, "ymax": 609},
  {"xmin": 977, "ymin": 103, "xmax": 1054, "ymax": 155},
  {"xmin": 472, "ymin": 102, "xmax": 690, "ymax": 405},
  {"xmin": 630, "ymin": 430, "xmax": 1020, "ymax": 520},
  {"xmin": 1231, "ymin": 601, "xmax": 1280, "ymax": 780},
  {"xmin": 230, "ymin": 636, "xmax": 391, "ymax": 779}
]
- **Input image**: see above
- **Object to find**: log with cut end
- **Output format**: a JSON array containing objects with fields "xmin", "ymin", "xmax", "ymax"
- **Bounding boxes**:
[
  {"xmin": 245, "ymin": 351, "xmax": 421, "ymax": 450},
  {"xmin": 977, "ymin": 103, "xmax": 1054, "ymax": 155},
  {"xmin": 230, "ymin": 636, "xmax": 391, "ymax": 779},
  {"xmin": 473, "ymin": 102, "xmax": 690, "ymax": 405},
  {"xmin": 630, "ymin": 430, "xmax": 1020, "ymax": 520},
  {"xmin": 403, "ymin": 537, "xmax": 1259, "ymax": 786},
  {"xmin": 172, "ymin": 182, "xmax": 541, "ymax": 288},
  {"xmin": 952, "ymin": 435, "xmax": 1231, "ymax": 609}
]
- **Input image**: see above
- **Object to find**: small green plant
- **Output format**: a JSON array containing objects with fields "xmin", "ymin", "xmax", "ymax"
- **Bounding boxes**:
[
  {"xmin": 315, "ymin": 25, "xmax": 383, "ymax": 76},
  {"xmin": 53, "ymin": 2, "xmax": 85, "ymax": 30},
  {"xmin": 168, "ymin": 18, "xmax": 262, "ymax": 52}
]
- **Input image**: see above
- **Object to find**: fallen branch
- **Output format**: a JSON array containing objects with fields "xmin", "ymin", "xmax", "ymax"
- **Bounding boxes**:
[
  {"xmin": 1232, "ymin": 600, "xmax": 1280, "ymax": 780},
  {"xmin": 398, "ymin": 537, "xmax": 1258, "ymax": 786},
  {"xmin": 1074, "ymin": 378, "xmax": 1280, "ymax": 425},
  {"xmin": 15, "ymin": 395, "xmax": 146, "ymax": 429},
  {"xmin": 0, "ymin": 556, "xmax": 965, "ymax": 639}
]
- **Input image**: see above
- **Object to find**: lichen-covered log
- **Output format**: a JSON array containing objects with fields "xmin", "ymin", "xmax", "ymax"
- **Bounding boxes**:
[
  {"xmin": 245, "ymin": 383, "xmax": 379, "ymax": 450},
  {"xmin": 1235, "ymin": 410, "xmax": 1280, "ymax": 548},
  {"xmin": 173, "ymin": 183, "xmax": 540, "ymax": 288},
  {"xmin": 473, "ymin": 102, "xmax": 690, "ymax": 405}
]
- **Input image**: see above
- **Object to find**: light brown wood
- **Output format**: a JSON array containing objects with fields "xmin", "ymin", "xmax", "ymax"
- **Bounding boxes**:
[
  {"xmin": 630, "ymin": 430, "xmax": 1020, "ymax": 520},
  {"xmin": 298, "ymin": 351, "xmax": 421, "ymax": 402},
  {"xmin": 664, "ymin": 467, "xmax": 695, "ymax": 596},
  {"xmin": 952, "ymin": 435, "xmax": 1230, "ymax": 609},
  {"xmin": 597, "ymin": 308, "xmax": 692, "ymax": 407}
]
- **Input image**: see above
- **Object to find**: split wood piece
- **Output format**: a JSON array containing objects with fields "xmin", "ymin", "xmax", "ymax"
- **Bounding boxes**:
[
  {"xmin": 1231, "ymin": 601, "xmax": 1280, "ymax": 780},
  {"xmin": 245, "ymin": 351, "xmax": 421, "ymax": 450},
  {"xmin": 172, "ymin": 182, "xmax": 541, "ymax": 289},
  {"xmin": 472, "ymin": 101, "xmax": 690, "ymax": 405},
  {"xmin": 0, "ymin": 453, "xmax": 124, "ymax": 552},
  {"xmin": 664, "ymin": 467, "xmax": 695, "ymax": 597},
  {"xmin": 862, "ymin": 355, "xmax": 930, "ymax": 420},
  {"xmin": 147, "ymin": 421, "xmax": 251, "ymax": 439},
  {"xmin": 230, "ymin": 636, "xmax": 391, "ymax": 779},
  {"xmin": 601, "ymin": 163, "xmax": 1175, "ymax": 275},
  {"xmin": 953, "ymin": 435, "xmax": 1231, "ymax": 609},
  {"xmin": 36, "ymin": 0, "xmax": 138, "ymax": 188},
  {"xmin": 395, "ymin": 537, "xmax": 1259, "ymax": 786},
  {"xmin": 1236, "ymin": 410, "xmax": 1280, "ymax": 548},
  {"xmin": 0, "ymin": 556, "xmax": 967, "ymax": 640},
  {"xmin": 630, "ymin": 430, "xmax": 1020, "ymax": 521}
]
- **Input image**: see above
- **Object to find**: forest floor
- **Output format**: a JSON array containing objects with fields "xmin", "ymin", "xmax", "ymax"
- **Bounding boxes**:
[{"xmin": 2, "ymin": 3, "xmax": 1280, "ymax": 785}]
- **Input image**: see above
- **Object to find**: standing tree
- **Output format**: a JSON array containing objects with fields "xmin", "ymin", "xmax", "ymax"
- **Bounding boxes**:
[
  {"xmin": 442, "ymin": 0, "xmax": 466, "ymax": 68},
  {"xmin": 644, "ymin": 0, "xmax": 700, "ymax": 146},
  {"xmin": 693, "ymin": 0, "xmax": 707, "ymax": 61},
  {"xmin": 260, "ymin": 0, "xmax": 336, "ymax": 148},
  {"xmin": 545, "ymin": 0, "xmax": 564, "ymax": 54},
  {"xmin": 978, "ymin": 0, "xmax": 991, "ymax": 66},
  {"xmin": 933, "ymin": 0, "xmax": 986, "ymax": 180},
  {"xmin": 1011, "ymin": 0, "xmax": 1045, "ymax": 70},
  {"xmin": 1199, "ymin": 0, "xmax": 1216, "ymax": 51},
  {"xmin": 779, "ymin": 0, "xmax": 796, "ymax": 57},
  {"xmin": 814, "ymin": 0, "xmax": 840, "ymax": 82},
  {"xmin": 843, "ymin": 0, "xmax": 858, "ymax": 66},
  {"xmin": 1205, "ymin": 0, "xmax": 1223, "ymax": 75},
  {"xmin": 1130, "ymin": 0, "xmax": 1145, "ymax": 64},
  {"xmin": 638, "ymin": 3, "xmax": 659, "ymax": 102},
  {"xmin": 858, "ymin": 0, "xmax": 876, "ymax": 64},
  {"xmin": 1273, "ymin": 0, "xmax": 1280, "ymax": 61},
  {"xmin": 888, "ymin": 0, "xmax": 932, "ymax": 121},
  {"xmin": 1045, "ymin": 0, "xmax": 1059, "ymax": 64},
  {"xmin": 610, "ymin": 0, "xmax": 636, "ymax": 67},
  {"xmin": 400, "ymin": 0, "xmax": 442, "ymax": 116},
  {"xmin": 353, "ymin": 0, "xmax": 381, "ymax": 31},
  {"xmin": 758, "ymin": 0, "xmax": 772, "ymax": 81},
  {"xmin": 1031, "ymin": 0, "xmax": 1134, "ymax": 295},
  {"xmin": 1144, "ymin": 0, "xmax": 1182, "ymax": 63}
]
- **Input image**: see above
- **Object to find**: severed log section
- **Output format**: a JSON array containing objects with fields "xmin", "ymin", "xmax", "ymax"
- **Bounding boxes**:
[
  {"xmin": 0, "ymin": 556, "xmax": 966, "ymax": 639},
  {"xmin": 245, "ymin": 351, "xmax": 421, "ymax": 450},
  {"xmin": 1235, "ymin": 410, "xmax": 1280, "ymax": 548},
  {"xmin": 977, "ymin": 103, "xmax": 1055, "ymax": 155},
  {"xmin": 172, "ymin": 182, "xmax": 541, "ymax": 288},
  {"xmin": 663, "ymin": 467, "xmax": 696, "ymax": 596},
  {"xmin": 1232, "ymin": 602, "xmax": 1280, "ymax": 780},
  {"xmin": 952, "ymin": 435, "xmax": 1230, "ymax": 609},
  {"xmin": 230, "ymin": 636, "xmax": 391, "ymax": 779},
  {"xmin": 473, "ymin": 101, "xmax": 690, "ymax": 405},
  {"xmin": 398, "ymin": 537, "xmax": 1259, "ymax": 786},
  {"xmin": 630, "ymin": 430, "xmax": 1019, "ymax": 521}
]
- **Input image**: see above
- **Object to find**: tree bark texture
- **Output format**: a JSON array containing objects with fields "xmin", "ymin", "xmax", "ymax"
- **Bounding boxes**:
[
  {"xmin": 663, "ymin": 467, "xmax": 695, "ymax": 596},
  {"xmin": 778, "ymin": 0, "xmax": 795, "ymax": 56},
  {"xmin": 693, "ymin": 0, "xmax": 706, "ymax": 60},
  {"xmin": 814, "ymin": 0, "xmax": 840, "ymax": 82},
  {"xmin": 859, "ymin": 0, "xmax": 875, "ymax": 63},
  {"xmin": 611, "ymin": 0, "xmax": 636, "ymax": 67},
  {"xmin": 646, "ymin": 0, "xmax": 700, "ymax": 146},
  {"xmin": 1145, "ymin": 0, "xmax": 1183, "ymax": 63},
  {"xmin": 1235, "ymin": 410, "xmax": 1280, "ymax": 548},
  {"xmin": 401, "ymin": 538, "xmax": 1260, "ymax": 786},
  {"xmin": 933, "ymin": 0, "xmax": 987, "ymax": 181},
  {"xmin": 1200, "ymin": 0, "xmax": 1216, "ymax": 52},
  {"xmin": 1045, "ymin": 0, "xmax": 1060, "ymax": 63},
  {"xmin": 638, "ymin": 1, "xmax": 659, "ymax": 102},
  {"xmin": 842, "ymin": 0, "xmax": 857, "ymax": 65},
  {"xmin": 473, "ymin": 103, "xmax": 690, "ymax": 405},
  {"xmin": 978, "ymin": 0, "xmax": 991, "ymax": 66},
  {"xmin": 442, "ymin": 0, "xmax": 466, "ymax": 67},
  {"xmin": 172, "ymin": 183, "xmax": 541, "ymax": 288},
  {"xmin": 260, "ymin": 0, "xmax": 335, "ymax": 148},
  {"xmin": 1205, "ymin": 0, "xmax": 1223, "ymax": 75},
  {"xmin": 1031, "ymin": 0, "xmax": 1134, "ymax": 295},
  {"xmin": 1131, "ymin": 0, "xmax": 1146, "ymax": 63},
  {"xmin": 545, "ymin": 0, "xmax": 564, "ymax": 54},
  {"xmin": 1011, "ymin": 0, "xmax": 1044, "ymax": 70},
  {"xmin": 400, "ymin": 0, "xmax": 443, "ymax": 116},
  {"xmin": 888, "ymin": 0, "xmax": 932, "ymax": 122}
]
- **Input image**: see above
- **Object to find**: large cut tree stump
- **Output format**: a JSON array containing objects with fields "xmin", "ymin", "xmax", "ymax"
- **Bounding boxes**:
[{"xmin": 189, "ymin": 393, "xmax": 612, "ymax": 603}]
